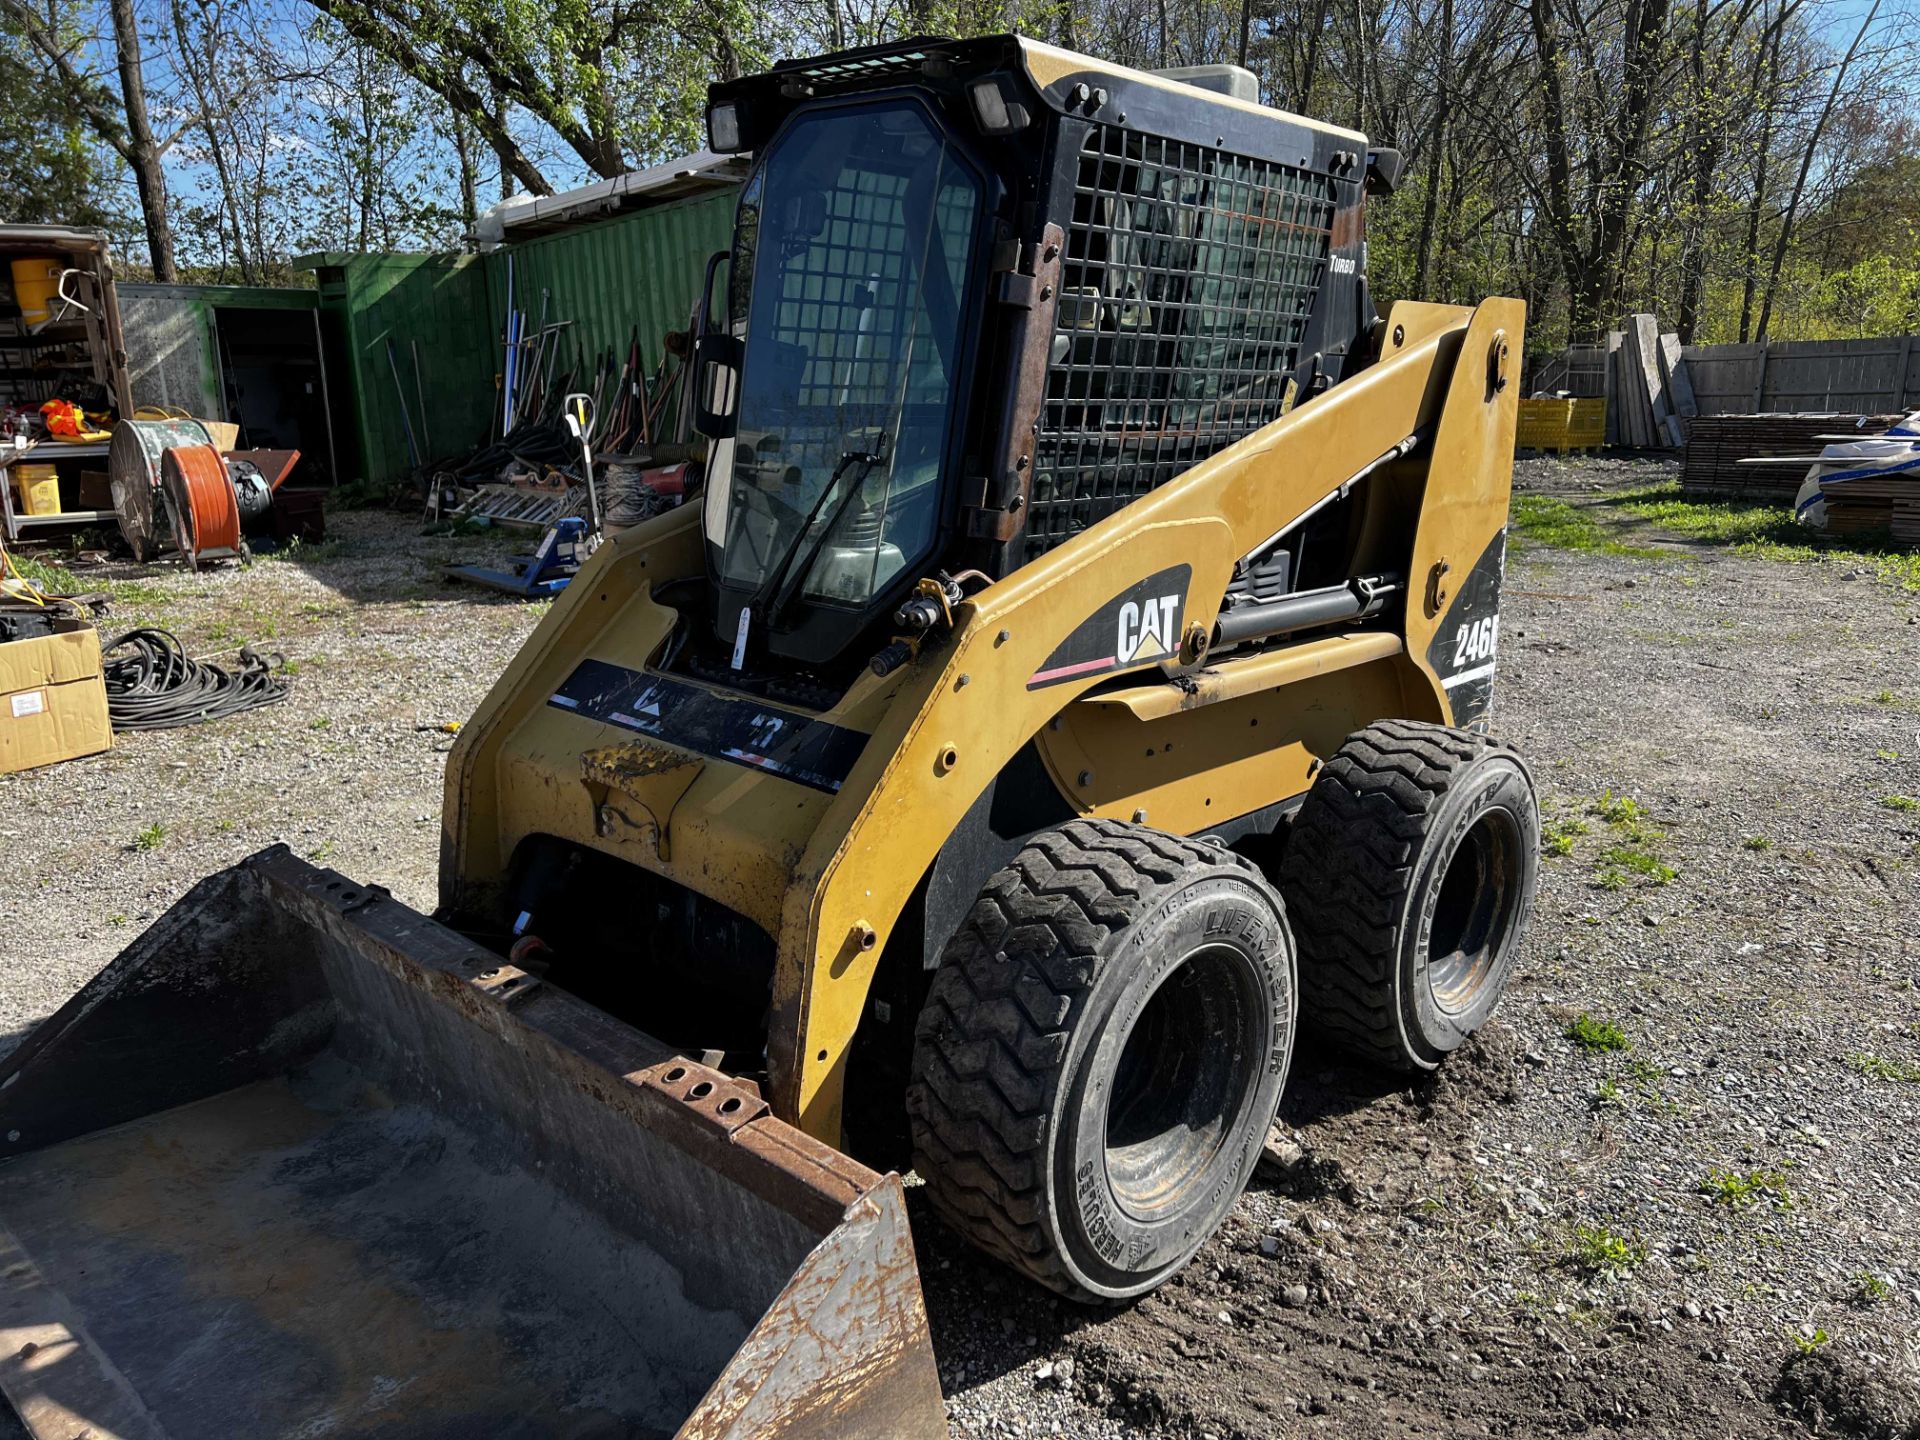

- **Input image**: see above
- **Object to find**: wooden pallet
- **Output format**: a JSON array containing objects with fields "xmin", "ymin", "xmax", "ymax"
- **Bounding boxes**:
[{"xmin": 1820, "ymin": 465, "xmax": 1920, "ymax": 543}]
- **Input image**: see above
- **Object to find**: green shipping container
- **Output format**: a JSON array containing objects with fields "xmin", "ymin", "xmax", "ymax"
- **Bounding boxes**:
[{"xmin": 301, "ymin": 189, "xmax": 738, "ymax": 488}]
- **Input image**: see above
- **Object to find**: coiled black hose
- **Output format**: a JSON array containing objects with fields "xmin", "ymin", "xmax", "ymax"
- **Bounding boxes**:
[{"xmin": 102, "ymin": 628, "xmax": 290, "ymax": 731}]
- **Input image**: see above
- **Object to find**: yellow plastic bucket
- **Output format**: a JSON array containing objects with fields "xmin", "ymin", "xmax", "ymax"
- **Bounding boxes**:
[
  {"xmin": 10, "ymin": 258, "xmax": 64, "ymax": 327},
  {"xmin": 10, "ymin": 463, "xmax": 60, "ymax": 516}
]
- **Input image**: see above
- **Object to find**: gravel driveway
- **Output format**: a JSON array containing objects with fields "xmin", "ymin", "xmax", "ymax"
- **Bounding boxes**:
[
  {"xmin": 4, "ymin": 461, "xmax": 1917, "ymax": 1438},
  {"xmin": 0, "ymin": 515, "xmax": 541, "ymax": 1041}
]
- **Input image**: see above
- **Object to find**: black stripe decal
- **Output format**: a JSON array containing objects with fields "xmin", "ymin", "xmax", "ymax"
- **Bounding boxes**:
[{"xmin": 547, "ymin": 660, "xmax": 868, "ymax": 794}]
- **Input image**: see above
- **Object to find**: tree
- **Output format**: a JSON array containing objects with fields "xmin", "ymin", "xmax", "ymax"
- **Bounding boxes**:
[
  {"xmin": 1753, "ymin": 0, "xmax": 1882, "ymax": 341},
  {"xmin": 0, "ymin": 0, "xmax": 176, "ymax": 276},
  {"xmin": 0, "ymin": 3, "xmax": 112, "ymax": 225},
  {"xmin": 293, "ymin": 0, "xmax": 773, "ymax": 190}
]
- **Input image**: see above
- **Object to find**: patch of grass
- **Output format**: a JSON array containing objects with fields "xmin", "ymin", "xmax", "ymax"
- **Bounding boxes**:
[
  {"xmin": 309, "ymin": 716, "xmax": 331, "ymax": 731},
  {"xmin": 1597, "ymin": 845, "xmax": 1677, "ymax": 886},
  {"xmin": 103, "ymin": 579, "xmax": 172, "ymax": 608},
  {"xmin": 133, "ymin": 822, "xmax": 167, "ymax": 852},
  {"xmin": 1566, "ymin": 1224, "xmax": 1646, "ymax": 1279},
  {"xmin": 1851, "ymin": 1272, "xmax": 1893, "ymax": 1305},
  {"xmin": 1544, "ymin": 816, "xmax": 1590, "ymax": 857},
  {"xmin": 1590, "ymin": 790, "xmax": 1657, "ymax": 838},
  {"xmin": 1609, "ymin": 482, "xmax": 1920, "ymax": 591},
  {"xmin": 1590, "ymin": 1076, "xmax": 1626, "ymax": 1110},
  {"xmin": 1567, "ymin": 1014, "xmax": 1632, "ymax": 1053},
  {"xmin": 1790, "ymin": 1328, "xmax": 1832, "ymax": 1354},
  {"xmin": 309, "ymin": 839, "xmax": 336, "ymax": 864},
  {"xmin": 1846, "ymin": 1052, "xmax": 1920, "ymax": 1083},
  {"xmin": 108, "ymin": 913, "xmax": 126, "ymax": 926},
  {"xmin": 215, "ymin": 818, "xmax": 236, "ymax": 834},
  {"xmin": 1880, "ymin": 795, "xmax": 1918, "ymax": 813},
  {"xmin": 1585, "ymin": 791, "xmax": 1675, "ymax": 885},
  {"xmin": 3, "ymin": 551, "xmax": 71, "ymax": 590},
  {"xmin": 1876, "ymin": 749, "xmax": 1901, "ymax": 763},
  {"xmin": 1742, "ymin": 835, "xmax": 1773, "ymax": 851},
  {"xmin": 258, "ymin": 536, "xmax": 349, "ymax": 564},
  {"xmin": 1876, "ymin": 689, "xmax": 1898, "ymax": 705},
  {"xmin": 1510, "ymin": 495, "xmax": 1663, "ymax": 559},
  {"xmin": 1699, "ymin": 1166, "xmax": 1794, "ymax": 1210}
]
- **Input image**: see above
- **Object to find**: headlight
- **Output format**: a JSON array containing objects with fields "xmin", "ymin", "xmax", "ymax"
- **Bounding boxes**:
[
  {"xmin": 967, "ymin": 77, "xmax": 1029, "ymax": 135},
  {"xmin": 707, "ymin": 102, "xmax": 743, "ymax": 154}
]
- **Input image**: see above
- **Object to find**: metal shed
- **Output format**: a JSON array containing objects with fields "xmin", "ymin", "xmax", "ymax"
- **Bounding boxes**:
[
  {"xmin": 301, "ymin": 154, "xmax": 743, "ymax": 489},
  {"xmin": 117, "ymin": 282, "xmax": 339, "ymax": 485}
]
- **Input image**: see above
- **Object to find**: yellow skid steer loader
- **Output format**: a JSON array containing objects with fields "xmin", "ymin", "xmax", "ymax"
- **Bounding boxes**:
[{"xmin": 0, "ymin": 34, "xmax": 1538, "ymax": 1439}]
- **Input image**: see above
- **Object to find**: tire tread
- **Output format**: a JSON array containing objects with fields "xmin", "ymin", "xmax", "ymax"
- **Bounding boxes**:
[
  {"xmin": 907, "ymin": 819, "xmax": 1266, "ymax": 1300},
  {"xmin": 1279, "ymin": 720, "xmax": 1525, "ymax": 1070}
]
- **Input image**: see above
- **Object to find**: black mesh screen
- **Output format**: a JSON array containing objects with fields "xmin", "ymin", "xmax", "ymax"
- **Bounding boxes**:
[{"xmin": 1024, "ymin": 127, "xmax": 1339, "ymax": 561}]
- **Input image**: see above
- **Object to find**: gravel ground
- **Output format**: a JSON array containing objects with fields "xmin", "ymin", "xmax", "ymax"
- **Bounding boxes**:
[
  {"xmin": 0, "ymin": 515, "xmax": 540, "ymax": 1043},
  {"xmin": 4, "ymin": 461, "xmax": 1919, "ymax": 1438}
]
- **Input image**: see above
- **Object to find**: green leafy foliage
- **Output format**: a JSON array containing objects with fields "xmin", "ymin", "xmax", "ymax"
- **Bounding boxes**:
[
  {"xmin": 1544, "ymin": 816, "xmax": 1590, "ymax": 856},
  {"xmin": 1699, "ymin": 1166, "xmax": 1794, "ymax": 1210},
  {"xmin": 1567, "ymin": 1014, "xmax": 1632, "ymax": 1053},
  {"xmin": 1597, "ymin": 845, "xmax": 1677, "ymax": 886},
  {"xmin": 1509, "ymin": 496, "xmax": 1662, "ymax": 559},
  {"xmin": 1609, "ymin": 486, "xmax": 1920, "ymax": 593},
  {"xmin": 1566, "ymin": 1224, "xmax": 1646, "ymax": 1278},
  {"xmin": 1846, "ymin": 1053, "xmax": 1920, "ymax": 1083}
]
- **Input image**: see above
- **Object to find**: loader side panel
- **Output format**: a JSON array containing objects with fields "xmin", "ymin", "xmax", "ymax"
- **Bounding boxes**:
[{"xmin": 1404, "ymin": 301, "xmax": 1524, "ymax": 728}]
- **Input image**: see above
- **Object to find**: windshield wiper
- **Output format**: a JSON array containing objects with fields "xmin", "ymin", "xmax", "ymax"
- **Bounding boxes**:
[{"xmin": 737, "ymin": 437, "xmax": 890, "ymax": 653}]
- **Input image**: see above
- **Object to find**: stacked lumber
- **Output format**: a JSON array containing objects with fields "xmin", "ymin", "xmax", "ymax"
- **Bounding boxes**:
[
  {"xmin": 1680, "ymin": 413, "xmax": 1900, "ymax": 500},
  {"xmin": 1820, "ymin": 464, "xmax": 1920, "ymax": 543},
  {"xmin": 1602, "ymin": 315, "xmax": 1698, "ymax": 449}
]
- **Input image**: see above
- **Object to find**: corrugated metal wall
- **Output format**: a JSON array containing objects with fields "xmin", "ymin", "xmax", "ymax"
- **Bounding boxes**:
[
  {"xmin": 311, "ymin": 253, "xmax": 494, "ymax": 487},
  {"xmin": 489, "ymin": 191, "xmax": 736, "ymax": 419},
  {"xmin": 311, "ymin": 189, "xmax": 737, "ymax": 487}
]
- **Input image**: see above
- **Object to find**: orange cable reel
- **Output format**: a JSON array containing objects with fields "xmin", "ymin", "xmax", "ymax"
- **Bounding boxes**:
[{"xmin": 160, "ymin": 444, "xmax": 243, "ymax": 567}]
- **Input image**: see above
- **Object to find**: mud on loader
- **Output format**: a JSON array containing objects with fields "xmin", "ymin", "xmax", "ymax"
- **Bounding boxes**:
[{"xmin": 0, "ymin": 33, "xmax": 1541, "ymax": 1440}]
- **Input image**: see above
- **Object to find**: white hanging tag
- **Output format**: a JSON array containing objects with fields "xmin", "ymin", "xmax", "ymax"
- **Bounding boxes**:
[{"xmin": 731, "ymin": 606, "xmax": 751, "ymax": 670}]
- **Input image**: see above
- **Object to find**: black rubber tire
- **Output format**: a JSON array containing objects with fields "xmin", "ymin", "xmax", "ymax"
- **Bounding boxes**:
[
  {"xmin": 1279, "ymin": 719, "xmax": 1539, "ymax": 1072},
  {"xmin": 906, "ymin": 818, "xmax": 1296, "ymax": 1304}
]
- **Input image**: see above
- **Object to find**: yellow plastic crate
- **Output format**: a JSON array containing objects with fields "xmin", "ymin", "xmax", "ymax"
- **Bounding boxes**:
[{"xmin": 1517, "ymin": 397, "xmax": 1607, "ymax": 453}]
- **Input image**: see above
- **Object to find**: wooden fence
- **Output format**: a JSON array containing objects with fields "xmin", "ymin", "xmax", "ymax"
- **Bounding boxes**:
[
  {"xmin": 1680, "ymin": 337, "xmax": 1920, "ymax": 415},
  {"xmin": 1535, "ymin": 334, "xmax": 1920, "ymax": 416}
]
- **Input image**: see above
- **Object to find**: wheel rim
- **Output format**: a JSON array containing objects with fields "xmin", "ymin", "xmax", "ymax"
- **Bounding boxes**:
[
  {"xmin": 1427, "ymin": 805, "xmax": 1525, "ymax": 1014},
  {"xmin": 1102, "ymin": 944, "xmax": 1262, "ymax": 1224}
]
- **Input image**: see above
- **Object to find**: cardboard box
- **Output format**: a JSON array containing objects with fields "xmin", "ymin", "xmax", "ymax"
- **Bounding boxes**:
[
  {"xmin": 77, "ymin": 468, "xmax": 113, "ymax": 510},
  {"xmin": 0, "ymin": 617, "xmax": 112, "ymax": 774}
]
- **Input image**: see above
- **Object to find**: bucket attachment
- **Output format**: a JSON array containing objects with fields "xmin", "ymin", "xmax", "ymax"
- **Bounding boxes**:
[{"xmin": 0, "ymin": 847, "xmax": 945, "ymax": 1440}]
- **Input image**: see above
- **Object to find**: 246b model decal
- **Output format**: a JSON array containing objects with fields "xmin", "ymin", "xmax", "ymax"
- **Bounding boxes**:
[
  {"xmin": 1451, "ymin": 615, "xmax": 1499, "ymax": 674},
  {"xmin": 1425, "ymin": 530, "xmax": 1507, "ymax": 723}
]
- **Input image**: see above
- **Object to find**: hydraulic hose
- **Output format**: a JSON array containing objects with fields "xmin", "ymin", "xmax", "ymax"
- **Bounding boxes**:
[{"xmin": 102, "ymin": 628, "xmax": 290, "ymax": 731}]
